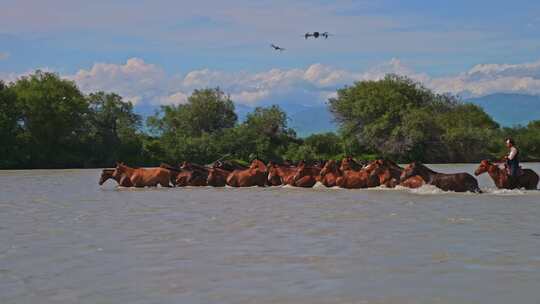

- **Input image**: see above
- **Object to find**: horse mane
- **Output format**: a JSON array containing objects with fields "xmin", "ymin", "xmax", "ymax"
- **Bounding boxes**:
[
  {"xmin": 414, "ymin": 162, "xmax": 437, "ymax": 175},
  {"xmin": 383, "ymin": 159, "xmax": 402, "ymax": 169},
  {"xmin": 182, "ymin": 162, "xmax": 208, "ymax": 172}
]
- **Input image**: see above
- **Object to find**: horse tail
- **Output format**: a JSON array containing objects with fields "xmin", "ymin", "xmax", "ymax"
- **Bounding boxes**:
[
  {"xmin": 160, "ymin": 163, "xmax": 180, "ymax": 187},
  {"xmin": 160, "ymin": 163, "xmax": 180, "ymax": 172}
]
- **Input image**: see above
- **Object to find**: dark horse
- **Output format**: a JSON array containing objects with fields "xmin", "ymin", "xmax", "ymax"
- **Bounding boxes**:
[
  {"xmin": 474, "ymin": 160, "xmax": 538, "ymax": 190},
  {"xmin": 176, "ymin": 162, "xmax": 208, "ymax": 186},
  {"xmin": 98, "ymin": 168, "xmax": 133, "ymax": 187},
  {"xmin": 401, "ymin": 162, "xmax": 481, "ymax": 193}
]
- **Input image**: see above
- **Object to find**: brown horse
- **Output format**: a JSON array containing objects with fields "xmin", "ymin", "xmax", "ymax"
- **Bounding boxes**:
[
  {"xmin": 98, "ymin": 168, "xmax": 133, "ymax": 187},
  {"xmin": 401, "ymin": 162, "xmax": 481, "ymax": 193},
  {"xmin": 365, "ymin": 159, "xmax": 424, "ymax": 188},
  {"xmin": 474, "ymin": 160, "xmax": 538, "ymax": 190},
  {"xmin": 176, "ymin": 162, "xmax": 208, "ymax": 186},
  {"xmin": 336, "ymin": 168, "xmax": 380, "ymax": 189},
  {"xmin": 319, "ymin": 160, "xmax": 341, "ymax": 187},
  {"xmin": 339, "ymin": 156, "xmax": 364, "ymax": 172},
  {"xmin": 267, "ymin": 162, "xmax": 297, "ymax": 186},
  {"xmin": 226, "ymin": 159, "xmax": 267, "ymax": 187},
  {"xmin": 206, "ymin": 167, "xmax": 232, "ymax": 187},
  {"xmin": 292, "ymin": 162, "xmax": 321, "ymax": 187},
  {"xmin": 112, "ymin": 163, "xmax": 172, "ymax": 187}
]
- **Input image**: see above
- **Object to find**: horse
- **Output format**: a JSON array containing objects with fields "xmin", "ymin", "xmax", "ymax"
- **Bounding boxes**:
[
  {"xmin": 339, "ymin": 156, "xmax": 364, "ymax": 172},
  {"xmin": 401, "ymin": 162, "xmax": 481, "ymax": 193},
  {"xmin": 365, "ymin": 159, "xmax": 424, "ymax": 188},
  {"xmin": 319, "ymin": 160, "xmax": 341, "ymax": 187},
  {"xmin": 474, "ymin": 160, "xmax": 538, "ymax": 190},
  {"xmin": 226, "ymin": 159, "xmax": 267, "ymax": 187},
  {"xmin": 176, "ymin": 170, "xmax": 208, "ymax": 186},
  {"xmin": 336, "ymin": 168, "xmax": 380, "ymax": 189},
  {"xmin": 159, "ymin": 163, "xmax": 181, "ymax": 186},
  {"xmin": 212, "ymin": 160, "xmax": 248, "ymax": 172},
  {"xmin": 112, "ymin": 163, "xmax": 172, "ymax": 187},
  {"xmin": 292, "ymin": 162, "xmax": 321, "ymax": 188},
  {"xmin": 206, "ymin": 167, "xmax": 232, "ymax": 187},
  {"xmin": 267, "ymin": 161, "xmax": 297, "ymax": 186},
  {"xmin": 176, "ymin": 162, "xmax": 209, "ymax": 186},
  {"xmin": 98, "ymin": 168, "xmax": 133, "ymax": 187}
]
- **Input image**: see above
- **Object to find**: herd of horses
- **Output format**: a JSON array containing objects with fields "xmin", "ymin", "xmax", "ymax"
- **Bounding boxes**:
[{"xmin": 99, "ymin": 158, "xmax": 539, "ymax": 192}]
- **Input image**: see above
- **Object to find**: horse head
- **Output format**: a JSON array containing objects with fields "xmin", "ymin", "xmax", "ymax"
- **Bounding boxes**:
[
  {"xmin": 266, "ymin": 162, "xmax": 282, "ymax": 185},
  {"xmin": 99, "ymin": 169, "xmax": 114, "ymax": 185},
  {"xmin": 370, "ymin": 164, "xmax": 392, "ymax": 185},
  {"xmin": 250, "ymin": 159, "xmax": 267, "ymax": 172},
  {"xmin": 474, "ymin": 160, "xmax": 491, "ymax": 176},
  {"xmin": 112, "ymin": 162, "xmax": 128, "ymax": 179},
  {"xmin": 291, "ymin": 162, "xmax": 303, "ymax": 182},
  {"xmin": 180, "ymin": 161, "xmax": 190, "ymax": 170},
  {"xmin": 340, "ymin": 156, "xmax": 361, "ymax": 171},
  {"xmin": 212, "ymin": 160, "xmax": 223, "ymax": 169},
  {"xmin": 400, "ymin": 161, "xmax": 420, "ymax": 182},
  {"xmin": 320, "ymin": 160, "xmax": 338, "ymax": 177}
]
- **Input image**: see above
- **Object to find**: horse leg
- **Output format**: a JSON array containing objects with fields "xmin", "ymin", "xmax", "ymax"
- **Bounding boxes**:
[
  {"xmin": 131, "ymin": 176, "xmax": 145, "ymax": 187},
  {"xmin": 160, "ymin": 179, "xmax": 171, "ymax": 187},
  {"xmin": 295, "ymin": 176, "xmax": 315, "ymax": 188}
]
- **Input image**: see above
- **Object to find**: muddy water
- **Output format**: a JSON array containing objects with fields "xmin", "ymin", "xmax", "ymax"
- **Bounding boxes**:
[{"xmin": 1, "ymin": 164, "xmax": 539, "ymax": 304}]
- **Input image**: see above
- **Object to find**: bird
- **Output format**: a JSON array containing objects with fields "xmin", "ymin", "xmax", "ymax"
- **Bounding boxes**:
[{"xmin": 271, "ymin": 44, "xmax": 285, "ymax": 51}]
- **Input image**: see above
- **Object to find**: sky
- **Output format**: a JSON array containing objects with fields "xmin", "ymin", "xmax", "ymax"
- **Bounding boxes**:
[{"xmin": 1, "ymin": 0, "xmax": 540, "ymax": 108}]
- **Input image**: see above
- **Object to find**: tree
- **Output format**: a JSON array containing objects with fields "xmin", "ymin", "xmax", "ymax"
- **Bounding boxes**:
[
  {"xmin": 149, "ymin": 88, "xmax": 237, "ymax": 137},
  {"xmin": 146, "ymin": 88, "xmax": 238, "ymax": 163},
  {"xmin": 437, "ymin": 103, "xmax": 500, "ymax": 162},
  {"xmin": 329, "ymin": 74, "xmax": 499, "ymax": 162},
  {"xmin": 0, "ymin": 81, "xmax": 22, "ymax": 168},
  {"xmin": 501, "ymin": 120, "xmax": 540, "ymax": 161},
  {"xmin": 10, "ymin": 71, "xmax": 89, "ymax": 168},
  {"xmin": 86, "ymin": 92, "xmax": 143, "ymax": 166},
  {"xmin": 240, "ymin": 105, "xmax": 298, "ymax": 161}
]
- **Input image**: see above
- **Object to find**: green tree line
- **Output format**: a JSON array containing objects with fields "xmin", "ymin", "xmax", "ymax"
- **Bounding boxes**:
[{"xmin": 1, "ymin": 71, "xmax": 538, "ymax": 169}]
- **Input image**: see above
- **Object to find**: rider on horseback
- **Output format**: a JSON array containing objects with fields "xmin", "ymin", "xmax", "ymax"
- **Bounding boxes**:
[{"xmin": 504, "ymin": 138, "xmax": 519, "ymax": 177}]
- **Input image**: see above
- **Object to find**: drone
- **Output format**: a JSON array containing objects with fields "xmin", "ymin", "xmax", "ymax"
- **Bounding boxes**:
[
  {"xmin": 270, "ymin": 44, "xmax": 286, "ymax": 51},
  {"xmin": 304, "ymin": 32, "xmax": 330, "ymax": 39}
]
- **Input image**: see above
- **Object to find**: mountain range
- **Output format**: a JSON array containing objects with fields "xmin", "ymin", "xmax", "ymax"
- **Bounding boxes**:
[
  {"xmin": 466, "ymin": 93, "xmax": 540, "ymax": 127},
  {"xmin": 134, "ymin": 93, "xmax": 540, "ymax": 137}
]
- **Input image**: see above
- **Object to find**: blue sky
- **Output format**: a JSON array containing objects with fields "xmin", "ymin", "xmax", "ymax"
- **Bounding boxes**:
[{"xmin": 1, "ymin": 0, "xmax": 540, "ymax": 108}]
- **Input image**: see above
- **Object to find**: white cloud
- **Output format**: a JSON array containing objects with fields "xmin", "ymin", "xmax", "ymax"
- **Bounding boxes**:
[
  {"xmin": 427, "ymin": 60, "xmax": 540, "ymax": 97},
  {"xmin": 69, "ymin": 58, "xmax": 166, "ymax": 105},
  {"xmin": 157, "ymin": 91, "xmax": 189, "ymax": 105},
  {"xmin": 4, "ymin": 57, "xmax": 540, "ymax": 108},
  {"xmin": 231, "ymin": 90, "xmax": 270, "ymax": 105}
]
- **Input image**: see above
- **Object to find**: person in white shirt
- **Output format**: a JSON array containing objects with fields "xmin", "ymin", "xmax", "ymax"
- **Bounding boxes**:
[{"xmin": 504, "ymin": 138, "xmax": 519, "ymax": 177}]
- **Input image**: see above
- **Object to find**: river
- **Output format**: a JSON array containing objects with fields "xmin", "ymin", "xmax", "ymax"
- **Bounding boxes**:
[{"xmin": 1, "ymin": 164, "xmax": 539, "ymax": 304}]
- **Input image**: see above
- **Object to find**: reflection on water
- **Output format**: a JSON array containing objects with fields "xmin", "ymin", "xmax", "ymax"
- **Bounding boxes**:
[{"xmin": 0, "ymin": 164, "xmax": 539, "ymax": 304}]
